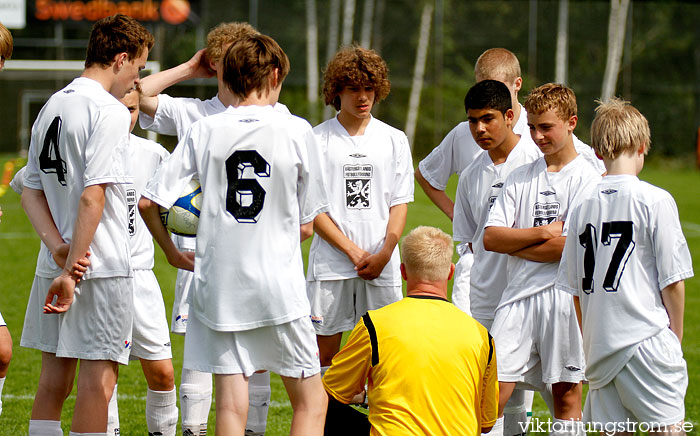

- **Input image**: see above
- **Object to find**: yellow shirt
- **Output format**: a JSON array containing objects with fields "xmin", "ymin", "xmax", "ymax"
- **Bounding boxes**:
[{"xmin": 323, "ymin": 296, "xmax": 498, "ymax": 436}]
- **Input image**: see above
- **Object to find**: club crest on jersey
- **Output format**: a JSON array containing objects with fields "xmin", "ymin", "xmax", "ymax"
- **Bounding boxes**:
[
  {"xmin": 533, "ymin": 202, "xmax": 560, "ymax": 227},
  {"xmin": 601, "ymin": 189, "xmax": 618, "ymax": 195},
  {"xmin": 539, "ymin": 190, "xmax": 556, "ymax": 196},
  {"xmin": 344, "ymin": 164, "xmax": 373, "ymax": 209},
  {"xmin": 126, "ymin": 189, "xmax": 136, "ymax": 236},
  {"xmin": 349, "ymin": 153, "xmax": 367, "ymax": 158}
]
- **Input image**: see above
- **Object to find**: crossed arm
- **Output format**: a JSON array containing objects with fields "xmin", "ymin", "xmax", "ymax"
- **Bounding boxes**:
[{"xmin": 483, "ymin": 221, "xmax": 565, "ymax": 263}]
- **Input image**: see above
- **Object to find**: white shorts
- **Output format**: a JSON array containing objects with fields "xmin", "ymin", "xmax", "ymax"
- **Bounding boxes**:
[
  {"xmin": 491, "ymin": 287, "xmax": 585, "ymax": 391},
  {"xmin": 21, "ymin": 276, "xmax": 133, "ymax": 365},
  {"xmin": 307, "ymin": 278, "xmax": 402, "ymax": 336},
  {"xmin": 171, "ymin": 254, "xmax": 194, "ymax": 334},
  {"xmin": 183, "ymin": 312, "xmax": 320, "ymax": 378},
  {"xmin": 451, "ymin": 252, "xmax": 473, "ymax": 316},
  {"xmin": 584, "ymin": 328, "xmax": 687, "ymax": 427},
  {"xmin": 130, "ymin": 269, "xmax": 172, "ymax": 361}
]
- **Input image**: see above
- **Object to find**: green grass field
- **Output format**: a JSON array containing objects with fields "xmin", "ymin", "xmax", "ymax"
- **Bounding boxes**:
[{"xmin": 0, "ymin": 154, "xmax": 698, "ymax": 434}]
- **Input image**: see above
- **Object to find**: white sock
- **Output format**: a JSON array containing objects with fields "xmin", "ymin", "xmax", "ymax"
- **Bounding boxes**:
[
  {"xmin": 0, "ymin": 376, "xmax": 5, "ymax": 416},
  {"xmin": 68, "ymin": 432, "xmax": 107, "ymax": 436},
  {"xmin": 551, "ymin": 418, "xmax": 584, "ymax": 436},
  {"xmin": 28, "ymin": 420, "xmax": 63, "ymax": 436},
  {"xmin": 146, "ymin": 388, "xmax": 178, "ymax": 436},
  {"xmin": 245, "ymin": 372, "xmax": 270, "ymax": 436},
  {"xmin": 483, "ymin": 416, "xmax": 504, "ymax": 436},
  {"xmin": 180, "ymin": 368, "xmax": 212, "ymax": 436},
  {"xmin": 503, "ymin": 389, "xmax": 528, "ymax": 436},
  {"xmin": 107, "ymin": 383, "xmax": 119, "ymax": 436},
  {"xmin": 540, "ymin": 385, "xmax": 555, "ymax": 415}
]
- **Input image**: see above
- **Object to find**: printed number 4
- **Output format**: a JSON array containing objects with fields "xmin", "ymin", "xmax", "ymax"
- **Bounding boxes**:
[
  {"xmin": 225, "ymin": 150, "xmax": 270, "ymax": 223},
  {"xmin": 39, "ymin": 116, "xmax": 67, "ymax": 186},
  {"xmin": 578, "ymin": 221, "xmax": 635, "ymax": 294}
]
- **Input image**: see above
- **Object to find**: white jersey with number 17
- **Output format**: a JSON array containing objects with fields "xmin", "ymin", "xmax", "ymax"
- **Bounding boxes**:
[
  {"xmin": 143, "ymin": 104, "xmax": 329, "ymax": 331},
  {"xmin": 556, "ymin": 175, "xmax": 693, "ymax": 388}
]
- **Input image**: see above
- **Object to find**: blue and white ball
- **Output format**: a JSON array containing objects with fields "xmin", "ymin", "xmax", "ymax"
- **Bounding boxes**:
[{"xmin": 159, "ymin": 179, "xmax": 202, "ymax": 237}]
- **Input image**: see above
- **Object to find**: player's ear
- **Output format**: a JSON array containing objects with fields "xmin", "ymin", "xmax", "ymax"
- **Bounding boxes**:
[
  {"xmin": 567, "ymin": 115, "xmax": 578, "ymax": 133},
  {"xmin": 448, "ymin": 263, "xmax": 455, "ymax": 281},
  {"xmin": 113, "ymin": 52, "xmax": 128, "ymax": 70},
  {"xmin": 505, "ymin": 108, "xmax": 515, "ymax": 124},
  {"xmin": 513, "ymin": 77, "xmax": 522, "ymax": 94},
  {"xmin": 400, "ymin": 263, "xmax": 407, "ymax": 281}
]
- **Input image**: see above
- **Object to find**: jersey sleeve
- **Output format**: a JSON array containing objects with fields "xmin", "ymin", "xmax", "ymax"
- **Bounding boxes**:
[
  {"xmin": 10, "ymin": 166, "xmax": 26, "ymax": 195},
  {"xmin": 142, "ymin": 126, "xmax": 198, "ymax": 209},
  {"xmin": 297, "ymin": 128, "xmax": 330, "ymax": 224},
  {"xmin": 322, "ymin": 317, "xmax": 373, "ymax": 404},
  {"xmin": 390, "ymin": 134, "xmax": 415, "ymax": 207},
  {"xmin": 480, "ymin": 333, "xmax": 498, "ymax": 429},
  {"xmin": 651, "ymin": 195, "xmax": 694, "ymax": 289},
  {"xmin": 453, "ymin": 168, "xmax": 476, "ymax": 243},
  {"xmin": 139, "ymin": 94, "xmax": 179, "ymax": 136},
  {"xmin": 417, "ymin": 126, "xmax": 458, "ymax": 190},
  {"xmin": 484, "ymin": 172, "xmax": 517, "ymax": 229},
  {"xmin": 84, "ymin": 105, "xmax": 132, "ymax": 187},
  {"xmin": 555, "ymin": 206, "xmax": 581, "ymax": 296}
]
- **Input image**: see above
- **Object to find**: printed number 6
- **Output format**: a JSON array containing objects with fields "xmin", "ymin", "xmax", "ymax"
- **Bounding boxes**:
[{"xmin": 225, "ymin": 150, "xmax": 270, "ymax": 223}]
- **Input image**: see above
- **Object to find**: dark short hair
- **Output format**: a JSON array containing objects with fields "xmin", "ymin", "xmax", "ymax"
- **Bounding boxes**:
[
  {"xmin": 222, "ymin": 33, "xmax": 290, "ymax": 100},
  {"xmin": 464, "ymin": 79, "xmax": 512, "ymax": 115},
  {"xmin": 85, "ymin": 14, "xmax": 154, "ymax": 68}
]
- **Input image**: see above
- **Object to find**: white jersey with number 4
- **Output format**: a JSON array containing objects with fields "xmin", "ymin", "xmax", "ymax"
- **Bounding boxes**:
[
  {"xmin": 556, "ymin": 175, "xmax": 693, "ymax": 388},
  {"xmin": 139, "ymin": 93, "xmax": 291, "ymax": 251},
  {"xmin": 128, "ymin": 134, "xmax": 170, "ymax": 270},
  {"xmin": 23, "ymin": 77, "xmax": 133, "ymax": 279},
  {"xmin": 307, "ymin": 116, "xmax": 414, "ymax": 286},
  {"xmin": 485, "ymin": 155, "xmax": 601, "ymax": 308},
  {"xmin": 144, "ymin": 104, "xmax": 329, "ymax": 331},
  {"xmin": 453, "ymin": 138, "xmax": 540, "ymax": 320}
]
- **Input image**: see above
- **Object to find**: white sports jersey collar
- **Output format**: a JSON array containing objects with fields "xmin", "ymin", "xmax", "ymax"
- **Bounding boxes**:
[
  {"xmin": 331, "ymin": 114, "xmax": 377, "ymax": 137},
  {"xmin": 211, "ymin": 94, "xmax": 227, "ymax": 112},
  {"xmin": 72, "ymin": 76, "xmax": 115, "ymax": 96},
  {"xmin": 601, "ymin": 174, "xmax": 638, "ymax": 183},
  {"xmin": 224, "ymin": 104, "xmax": 276, "ymax": 116}
]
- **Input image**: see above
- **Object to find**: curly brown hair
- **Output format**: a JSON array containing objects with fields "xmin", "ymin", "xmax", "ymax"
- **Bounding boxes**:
[
  {"xmin": 206, "ymin": 22, "xmax": 258, "ymax": 64},
  {"xmin": 322, "ymin": 46, "xmax": 391, "ymax": 110}
]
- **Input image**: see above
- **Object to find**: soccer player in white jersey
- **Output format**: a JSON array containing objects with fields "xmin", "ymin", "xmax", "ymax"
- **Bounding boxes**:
[
  {"xmin": 102, "ymin": 89, "xmax": 178, "ymax": 436},
  {"xmin": 483, "ymin": 84, "xmax": 601, "ymax": 435},
  {"xmin": 0, "ymin": 20, "xmax": 13, "ymax": 417},
  {"xmin": 452, "ymin": 80, "xmax": 541, "ymax": 435},
  {"xmin": 137, "ymin": 22, "xmax": 278, "ymax": 436},
  {"xmin": 557, "ymin": 98, "xmax": 693, "ymax": 432},
  {"xmin": 19, "ymin": 14, "xmax": 153, "ymax": 436},
  {"xmin": 307, "ymin": 46, "xmax": 414, "ymax": 380},
  {"xmin": 139, "ymin": 33, "xmax": 329, "ymax": 436}
]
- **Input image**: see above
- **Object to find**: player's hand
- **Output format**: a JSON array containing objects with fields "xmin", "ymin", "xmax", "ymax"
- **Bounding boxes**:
[
  {"xmin": 43, "ymin": 273, "xmax": 76, "ymax": 314},
  {"xmin": 540, "ymin": 220, "xmax": 564, "ymax": 239},
  {"xmin": 168, "ymin": 250, "xmax": 195, "ymax": 272},
  {"xmin": 53, "ymin": 244, "xmax": 91, "ymax": 281},
  {"xmin": 187, "ymin": 49, "xmax": 215, "ymax": 79},
  {"xmin": 348, "ymin": 247, "xmax": 371, "ymax": 268},
  {"xmin": 356, "ymin": 251, "xmax": 391, "ymax": 281}
]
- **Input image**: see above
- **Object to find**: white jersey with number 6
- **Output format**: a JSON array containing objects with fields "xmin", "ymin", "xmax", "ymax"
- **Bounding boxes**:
[
  {"xmin": 23, "ymin": 77, "xmax": 133, "ymax": 279},
  {"xmin": 556, "ymin": 175, "xmax": 693, "ymax": 388},
  {"xmin": 143, "ymin": 105, "xmax": 329, "ymax": 331}
]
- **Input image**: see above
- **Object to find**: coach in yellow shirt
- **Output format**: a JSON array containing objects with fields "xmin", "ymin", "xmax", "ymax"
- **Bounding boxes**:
[{"xmin": 323, "ymin": 226, "xmax": 498, "ymax": 435}]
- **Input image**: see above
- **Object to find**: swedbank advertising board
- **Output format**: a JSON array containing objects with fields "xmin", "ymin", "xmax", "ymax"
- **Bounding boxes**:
[{"xmin": 33, "ymin": 0, "xmax": 192, "ymax": 25}]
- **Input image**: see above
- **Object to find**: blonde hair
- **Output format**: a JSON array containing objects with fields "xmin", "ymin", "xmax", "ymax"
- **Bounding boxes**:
[
  {"xmin": 524, "ymin": 83, "xmax": 577, "ymax": 121},
  {"xmin": 206, "ymin": 22, "xmax": 258, "ymax": 64},
  {"xmin": 475, "ymin": 48, "xmax": 521, "ymax": 83},
  {"xmin": 400, "ymin": 226, "xmax": 454, "ymax": 282},
  {"xmin": 0, "ymin": 22, "xmax": 12, "ymax": 60},
  {"xmin": 591, "ymin": 97, "xmax": 651, "ymax": 159}
]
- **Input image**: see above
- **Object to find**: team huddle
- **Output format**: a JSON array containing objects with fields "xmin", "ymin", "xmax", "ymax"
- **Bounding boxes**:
[{"xmin": 0, "ymin": 11, "xmax": 694, "ymax": 436}]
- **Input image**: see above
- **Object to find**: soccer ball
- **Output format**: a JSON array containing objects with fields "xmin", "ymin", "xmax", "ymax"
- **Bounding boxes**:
[{"xmin": 159, "ymin": 179, "xmax": 202, "ymax": 237}]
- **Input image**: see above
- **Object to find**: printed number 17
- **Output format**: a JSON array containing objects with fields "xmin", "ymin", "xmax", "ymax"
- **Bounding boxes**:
[{"xmin": 578, "ymin": 221, "xmax": 635, "ymax": 294}]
